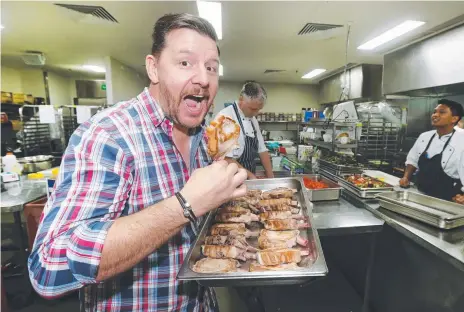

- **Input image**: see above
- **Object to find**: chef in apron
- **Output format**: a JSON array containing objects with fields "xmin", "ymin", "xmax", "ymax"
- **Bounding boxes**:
[
  {"xmin": 215, "ymin": 81, "xmax": 274, "ymax": 179},
  {"xmin": 400, "ymin": 99, "xmax": 464, "ymax": 204}
]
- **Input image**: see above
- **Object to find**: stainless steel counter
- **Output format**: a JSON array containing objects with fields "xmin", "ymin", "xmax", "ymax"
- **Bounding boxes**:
[
  {"xmin": 343, "ymin": 190, "xmax": 464, "ymax": 271},
  {"xmin": 312, "ymin": 197, "xmax": 384, "ymax": 236},
  {"xmin": 1, "ymin": 179, "xmax": 48, "ymax": 213}
]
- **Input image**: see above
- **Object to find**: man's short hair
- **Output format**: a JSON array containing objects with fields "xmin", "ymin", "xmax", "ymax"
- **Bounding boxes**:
[
  {"xmin": 151, "ymin": 13, "xmax": 220, "ymax": 56},
  {"xmin": 240, "ymin": 81, "xmax": 267, "ymax": 102},
  {"xmin": 438, "ymin": 99, "xmax": 464, "ymax": 123}
]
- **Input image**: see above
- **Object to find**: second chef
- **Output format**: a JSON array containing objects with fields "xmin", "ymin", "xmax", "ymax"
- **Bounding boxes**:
[{"xmin": 215, "ymin": 81, "xmax": 274, "ymax": 179}]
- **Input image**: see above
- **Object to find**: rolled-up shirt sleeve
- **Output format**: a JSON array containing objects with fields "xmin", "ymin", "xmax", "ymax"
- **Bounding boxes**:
[
  {"xmin": 460, "ymin": 149, "xmax": 464, "ymax": 193},
  {"xmin": 254, "ymin": 119, "xmax": 268, "ymax": 154},
  {"xmin": 28, "ymin": 123, "xmax": 132, "ymax": 298},
  {"xmin": 405, "ymin": 135, "xmax": 422, "ymax": 168}
]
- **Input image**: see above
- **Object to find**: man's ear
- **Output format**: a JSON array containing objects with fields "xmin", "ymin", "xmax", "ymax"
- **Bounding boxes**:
[
  {"xmin": 146, "ymin": 54, "xmax": 159, "ymax": 84},
  {"xmin": 452, "ymin": 115, "xmax": 459, "ymax": 125}
]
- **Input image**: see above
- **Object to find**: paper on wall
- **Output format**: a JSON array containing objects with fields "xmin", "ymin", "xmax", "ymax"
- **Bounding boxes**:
[
  {"xmin": 39, "ymin": 106, "xmax": 56, "ymax": 124},
  {"xmin": 76, "ymin": 106, "xmax": 92, "ymax": 124}
]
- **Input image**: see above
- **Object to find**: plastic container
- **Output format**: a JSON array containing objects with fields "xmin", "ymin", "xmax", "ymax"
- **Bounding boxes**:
[
  {"xmin": 305, "ymin": 108, "xmax": 313, "ymax": 122},
  {"xmin": 301, "ymin": 108, "xmax": 306, "ymax": 122},
  {"xmin": 2, "ymin": 153, "xmax": 22, "ymax": 174}
]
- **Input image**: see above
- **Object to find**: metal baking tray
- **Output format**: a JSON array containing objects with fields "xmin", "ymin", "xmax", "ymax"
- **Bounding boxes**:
[
  {"xmin": 177, "ymin": 178, "xmax": 328, "ymax": 287},
  {"xmin": 318, "ymin": 163, "xmax": 363, "ymax": 177},
  {"xmin": 297, "ymin": 174, "xmax": 341, "ymax": 201},
  {"xmin": 376, "ymin": 191, "xmax": 464, "ymax": 229},
  {"xmin": 318, "ymin": 159, "xmax": 364, "ymax": 173},
  {"xmin": 335, "ymin": 173, "xmax": 394, "ymax": 199}
]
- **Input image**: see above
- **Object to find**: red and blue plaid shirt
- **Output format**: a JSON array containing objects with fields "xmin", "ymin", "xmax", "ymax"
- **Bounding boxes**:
[{"xmin": 28, "ymin": 88, "xmax": 215, "ymax": 311}]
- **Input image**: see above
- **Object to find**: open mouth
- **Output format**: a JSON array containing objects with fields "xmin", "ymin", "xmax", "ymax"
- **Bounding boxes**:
[{"xmin": 184, "ymin": 94, "xmax": 208, "ymax": 115}]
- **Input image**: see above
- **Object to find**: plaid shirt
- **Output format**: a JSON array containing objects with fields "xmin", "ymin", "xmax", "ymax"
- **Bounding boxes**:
[{"xmin": 28, "ymin": 88, "xmax": 215, "ymax": 311}]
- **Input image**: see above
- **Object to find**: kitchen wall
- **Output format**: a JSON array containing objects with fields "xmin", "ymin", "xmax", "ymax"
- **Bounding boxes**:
[
  {"xmin": 47, "ymin": 71, "xmax": 73, "ymax": 106},
  {"xmin": 1, "ymin": 66, "xmax": 46, "ymax": 98},
  {"xmin": 1, "ymin": 66, "xmax": 23, "ymax": 93},
  {"xmin": 105, "ymin": 56, "xmax": 147, "ymax": 105},
  {"xmin": 212, "ymin": 81, "xmax": 319, "ymax": 115}
]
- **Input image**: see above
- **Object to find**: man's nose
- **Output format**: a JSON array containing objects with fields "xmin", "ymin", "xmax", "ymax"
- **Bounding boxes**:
[{"xmin": 192, "ymin": 66, "xmax": 209, "ymax": 87}]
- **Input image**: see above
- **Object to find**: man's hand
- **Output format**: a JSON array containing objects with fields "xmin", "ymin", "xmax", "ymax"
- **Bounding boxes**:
[
  {"xmin": 181, "ymin": 160, "xmax": 247, "ymax": 216},
  {"xmin": 452, "ymin": 194, "xmax": 464, "ymax": 205},
  {"xmin": 248, "ymin": 171, "xmax": 257, "ymax": 180},
  {"xmin": 399, "ymin": 177, "xmax": 410, "ymax": 188}
]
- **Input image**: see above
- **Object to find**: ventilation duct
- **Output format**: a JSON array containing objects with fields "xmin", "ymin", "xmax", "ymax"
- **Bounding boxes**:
[
  {"xmin": 318, "ymin": 64, "xmax": 383, "ymax": 105},
  {"xmin": 54, "ymin": 3, "xmax": 118, "ymax": 24},
  {"xmin": 298, "ymin": 23, "xmax": 343, "ymax": 35},
  {"xmin": 21, "ymin": 51, "xmax": 46, "ymax": 66},
  {"xmin": 383, "ymin": 24, "xmax": 464, "ymax": 95}
]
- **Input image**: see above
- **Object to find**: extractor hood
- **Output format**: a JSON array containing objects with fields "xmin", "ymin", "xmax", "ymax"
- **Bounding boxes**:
[
  {"xmin": 318, "ymin": 64, "xmax": 383, "ymax": 105},
  {"xmin": 383, "ymin": 24, "xmax": 464, "ymax": 96}
]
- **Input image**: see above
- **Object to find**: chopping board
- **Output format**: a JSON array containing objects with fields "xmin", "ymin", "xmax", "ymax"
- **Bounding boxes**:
[{"xmin": 363, "ymin": 170, "xmax": 400, "ymax": 186}]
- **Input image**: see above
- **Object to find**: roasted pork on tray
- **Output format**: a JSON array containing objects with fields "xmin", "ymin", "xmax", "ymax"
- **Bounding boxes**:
[
  {"xmin": 215, "ymin": 211, "xmax": 259, "ymax": 224},
  {"xmin": 192, "ymin": 258, "xmax": 241, "ymax": 273},
  {"xmin": 258, "ymin": 198, "xmax": 299, "ymax": 211},
  {"xmin": 259, "ymin": 211, "xmax": 305, "ymax": 222},
  {"xmin": 210, "ymin": 223, "xmax": 258, "ymax": 237},
  {"xmin": 220, "ymin": 204, "xmax": 251, "ymax": 214},
  {"xmin": 263, "ymin": 219, "xmax": 309, "ymax": 231},
  {"xmin": 256, "ymin": 248, "xmax": 309, "ymax": 266},
  {"xmin": 201, "ymin": 245, "xmax": 256, "ymax": 261},
  {"xmin": 258, "ymin": 229, "xmax": 308, "ymax": 249},
  {"xmin": 261, "ymin": 187, "xmax": 297, "ymax": 199},
  {"xmin": 204, "ymin": 235, "xmax": 256, "ymax": 251}
]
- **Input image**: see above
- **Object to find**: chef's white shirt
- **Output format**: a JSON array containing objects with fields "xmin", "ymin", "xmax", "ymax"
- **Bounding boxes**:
[
  {"xmin": 406, "ymin": 129, "xmax": 464, "ymax": 191},
  {"xmin": 215, "ymin": 103, "xmax": 267, "ymax": 159}
]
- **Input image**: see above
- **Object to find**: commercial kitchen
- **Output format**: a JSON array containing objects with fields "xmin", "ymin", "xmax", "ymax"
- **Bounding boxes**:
[{"xmin": 1, "ymin": 1, "xmax": 464, "ymax": 312}]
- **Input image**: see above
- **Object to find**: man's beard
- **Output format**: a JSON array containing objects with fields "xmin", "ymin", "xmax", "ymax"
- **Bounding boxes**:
[{"xmin": 159, "ymin": 81, "xmax": 208, "ymax": 129}]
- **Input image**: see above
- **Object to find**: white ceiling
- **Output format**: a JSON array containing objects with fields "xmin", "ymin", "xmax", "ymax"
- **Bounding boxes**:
[{"xmin": 1, "ymin": 1, "xmax": 464, "ymax": 84}]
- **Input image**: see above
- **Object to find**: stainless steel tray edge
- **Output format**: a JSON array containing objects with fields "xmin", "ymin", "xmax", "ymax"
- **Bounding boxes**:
[
  {"xmin": 377, "ymin": 198, "xmax": 464, "ymax": 229},
  {"xmin": 296, "ymin": 174, "xmax": 341, "ymax": 201},
  {"xmin": 376, "ymin": 191, "xmax": 464, "ymax": 230},
  {"xmin": 177, "ymin": 177, "xmax": 328, "ymax": 287}
]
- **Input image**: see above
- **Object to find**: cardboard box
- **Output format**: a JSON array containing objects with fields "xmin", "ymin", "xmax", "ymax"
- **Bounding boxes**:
[{"xmin": 12, "ymin": 93, "xmax": 25, "ymax": 104}]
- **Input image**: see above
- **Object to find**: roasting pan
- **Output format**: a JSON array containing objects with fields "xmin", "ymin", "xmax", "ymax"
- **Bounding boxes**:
[{"xmin": 177, "ymin": 178, "xmax": 328, "ymax": 287}]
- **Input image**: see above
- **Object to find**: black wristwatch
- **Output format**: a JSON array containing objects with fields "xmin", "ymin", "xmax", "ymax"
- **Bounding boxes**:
[{"xmin": 175, "ymin": 192, "xmax": 197, "ymax": 224}]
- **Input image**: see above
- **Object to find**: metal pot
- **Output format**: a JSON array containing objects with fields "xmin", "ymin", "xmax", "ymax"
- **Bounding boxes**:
[{"xmin": 17, "ymin": 155, "xmax": 53, "ymax": 173}]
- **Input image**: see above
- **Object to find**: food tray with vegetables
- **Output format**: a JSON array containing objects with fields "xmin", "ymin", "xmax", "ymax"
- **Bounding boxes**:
[
  {"xmin": 299, "ymin": 174, "xmax": 341, "ymax": 201},
  {"xmin": 177, "ymin": 178, "xmax": 328, "ymax": 287},
  {"xmin": 335, "ymin": 173, "xmax": 394, "ymax": 198},
  {"xmin": 376, "ymin": 191, "xmax": 464, "ymax": 230}
]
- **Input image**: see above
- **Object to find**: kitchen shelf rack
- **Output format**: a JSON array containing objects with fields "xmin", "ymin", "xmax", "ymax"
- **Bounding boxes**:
[
  {"xmin": 297, "ymin": 120, "xmax": 359, "ymax": 153},
  {"xmin": 357, "ymin": 105, "xmax": 401, "ymax": 166},
  {"xmin": 19, "ymin": 105, "xmax": 53, "ymax": 157}
]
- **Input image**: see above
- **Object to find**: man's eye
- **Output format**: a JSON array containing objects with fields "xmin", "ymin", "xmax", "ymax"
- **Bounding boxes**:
[
  {"xmin": 207, "ymin": 66, "xmax": 217, "ymax": 73},
  {"xmin": 180, "ymin": 61, "xmax": 190, "ymax": 67}
]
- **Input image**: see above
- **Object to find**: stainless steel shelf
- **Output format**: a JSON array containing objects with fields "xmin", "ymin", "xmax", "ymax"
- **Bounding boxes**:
[{"xmin": 307, "ymin": 139, "xmax": 358, "ymax": 151}]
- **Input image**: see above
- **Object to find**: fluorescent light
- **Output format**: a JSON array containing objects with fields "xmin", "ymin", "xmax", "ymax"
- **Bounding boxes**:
[
  {"xmin": 197, "ymin": 1, "xmax": 222, "ymax": 40},
  {"xmin": 82, "ymin": 65, "xmax": 106, "ymax": 73},
  {"xmin": 358, "ymin": 20, "xmax": 425, "ymax": 50},
  {"xmin": 302, "ymin": 69, "xmax": 326, "ymax": 79},
  {"xmin": 0, "ymin": 25, "xmax": 4, "ymax": 30},
  {"xmin": 219, "ymin": 64, "xmax": 223, "ymax": 76}
]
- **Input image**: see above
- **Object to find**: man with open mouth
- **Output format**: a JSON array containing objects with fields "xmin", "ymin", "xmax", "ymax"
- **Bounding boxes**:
[
  {"xmin": 400, "ymin": 99, "xmax": 464, "ymax": 204},
  {"xmin": 27, "ymin": 13, "xmax": 247, "ymax": 311}
]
